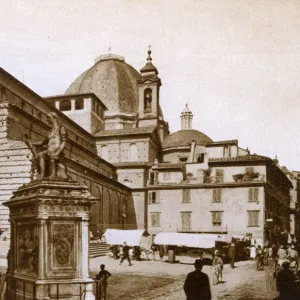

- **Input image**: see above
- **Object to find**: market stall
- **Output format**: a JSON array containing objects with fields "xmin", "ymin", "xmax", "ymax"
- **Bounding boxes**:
[{"xmin": 103, "ymin": 229, "xmax": 148, "ymax": 246}]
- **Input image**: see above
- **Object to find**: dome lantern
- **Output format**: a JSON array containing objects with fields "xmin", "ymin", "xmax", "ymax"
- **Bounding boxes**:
[
  {"xmin": 140, "ymin": 45, "xmax": 158, "ymax": 75},
  {"xmin": 181, "ymin": 104, "xmax": 193, "ymax": 130}
]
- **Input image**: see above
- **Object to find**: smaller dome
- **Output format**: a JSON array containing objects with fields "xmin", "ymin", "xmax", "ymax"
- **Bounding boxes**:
[{"xmin": 162, "ymin": 129, "xmax": 212, "ymax": 150}]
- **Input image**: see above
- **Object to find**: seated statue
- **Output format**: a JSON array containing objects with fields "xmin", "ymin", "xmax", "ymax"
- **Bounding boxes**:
[{"xmin": 23, "ymin": 112, "xmax": 68, "ymax": 180}]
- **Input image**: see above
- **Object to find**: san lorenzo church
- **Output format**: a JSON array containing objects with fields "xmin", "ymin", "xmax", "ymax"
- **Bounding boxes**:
[{"xmin": 0, "ymin": 50, "xmax": 295, "ymax": 245}]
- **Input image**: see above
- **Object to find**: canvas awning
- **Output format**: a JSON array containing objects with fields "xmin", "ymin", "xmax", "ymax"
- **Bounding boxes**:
[
  {"xmin": 154, "ymin": 232, "xmax": 228, "ymax": 249},
  {"xmin": 103, "ymin": 229, "xmax": 146, "ymax": 246}
]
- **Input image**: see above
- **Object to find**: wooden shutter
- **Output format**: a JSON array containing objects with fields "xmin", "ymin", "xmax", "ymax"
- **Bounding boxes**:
[
  {"xmin": 216, "ymin": 169, "xmax": 224, "ymax": 183},
  {"xmin": 248, "ymin": 188, "xmax": 254, "ymax": 202},
  {"xmin": 181, "ymin": 212, "xmax": 191, "ymax": 230},
  {"xmin": 213, "ymin": 189, "xmax": 222, "ymax": 202},
  {"xmin": 183, "ymin": 190, "xmax": 190, "ymax": 203},
  {"xmin": 254, "ymin": 188, "xmax": 259, "ymax": 202},
  {"xmin": 148, "ymin": 192, "xmax": 152, "ymax": 204}
]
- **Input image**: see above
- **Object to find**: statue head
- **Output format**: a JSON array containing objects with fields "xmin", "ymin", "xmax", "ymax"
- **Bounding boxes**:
[{"xmin": 47, "ymin": 112, "xmax": 59, "ymax": 126}]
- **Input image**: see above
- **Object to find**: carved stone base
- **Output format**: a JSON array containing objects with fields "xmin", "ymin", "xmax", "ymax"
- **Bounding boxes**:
[{"xmin": 3, "ymin": 179, "xmax": 97, "ymax": 300}]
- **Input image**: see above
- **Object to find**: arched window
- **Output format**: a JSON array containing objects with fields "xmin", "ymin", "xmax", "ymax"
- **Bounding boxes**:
[
  {"xmin": 129, "ymin": 143, "xmax": 138, "ymax": 161},
  {"xmin": 60, "ymin": 99, "xmax": 71, "ymax": 111},
  {"xmin": 101, "ymin": 145, "xmax": 109, "ymax": 161},
  {"xmin": 75, "ymin": 98, "xmax": 84, "ymax": 110},
  {"xmin": 144, "ymin": 88, "xmax": 152, "ymax": 112}
]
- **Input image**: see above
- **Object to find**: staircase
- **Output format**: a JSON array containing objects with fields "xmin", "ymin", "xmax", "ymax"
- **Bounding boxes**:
[{"xmin": 89, "ymin": 242, "xmax": 110, "ymax": 258}]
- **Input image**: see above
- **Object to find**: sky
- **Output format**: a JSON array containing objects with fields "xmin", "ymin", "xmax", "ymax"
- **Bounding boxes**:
[{"xmin": 1, "ymin": 0, "xmax": 300, "ymax": 170}]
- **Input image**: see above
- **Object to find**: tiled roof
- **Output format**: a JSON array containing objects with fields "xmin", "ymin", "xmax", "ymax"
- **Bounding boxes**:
[
  {"xmin": 153, "ymin": 163, "xmax": 186, "ymax": 170},
  {"xmin": 114, "ymin": 162, "xmax": 153, "ymax": 168},
  {"xmin": 65, "ymin": 55, "xmax": 141, "ymax": 114},
  {"xmin": 207, "ymin": 140, "xmax": 238, "ymax": 146},
  {"xmin": 209, "ymin": 155, "xmax": 271, "ymax": 163},
  {"xmin": 94, "ymin": 126, "xmax": 157, "ymax": 137},
  {"xmin": 162, "ymin": 129, "xmax": 212, "ymax": 149}
]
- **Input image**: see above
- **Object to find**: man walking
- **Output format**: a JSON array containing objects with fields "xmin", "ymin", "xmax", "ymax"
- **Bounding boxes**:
[
  {"xmin": 119, "ymin": 242, "xmax": 132, "ymax": 266},
  {"xmin": 184, "ymin": 259, "xmax": 211, "ymax": 300}
]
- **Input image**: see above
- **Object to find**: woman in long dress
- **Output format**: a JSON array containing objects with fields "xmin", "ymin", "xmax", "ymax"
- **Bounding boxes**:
[{"xmin": 250, "ymin": 245, "xmax": 256, "ymax": 260}]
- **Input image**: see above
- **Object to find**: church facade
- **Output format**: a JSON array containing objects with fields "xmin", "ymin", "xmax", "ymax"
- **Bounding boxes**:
[{"xmin": 0, "ymin": 50, "xmax": 294, "ymax": 245}]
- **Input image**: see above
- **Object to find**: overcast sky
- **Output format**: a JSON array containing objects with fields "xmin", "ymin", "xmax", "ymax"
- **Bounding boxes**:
[{"xmin": 1, "ymin": 0, "xmax": 300, "ymax": 170}]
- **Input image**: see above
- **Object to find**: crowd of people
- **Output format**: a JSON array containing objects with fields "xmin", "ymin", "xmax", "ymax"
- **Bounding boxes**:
[{"xmin": 94, "ymin": 238, "xmax": 300, "ymax": 300}]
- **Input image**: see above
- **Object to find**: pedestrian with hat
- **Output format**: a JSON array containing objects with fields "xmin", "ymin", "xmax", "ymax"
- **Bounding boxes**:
[{"xmin": 184, "ymin": 259, "xmax": 211, "ymax": 300}]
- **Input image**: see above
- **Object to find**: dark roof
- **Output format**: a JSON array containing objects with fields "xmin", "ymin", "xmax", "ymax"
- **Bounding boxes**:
[
  {"xmin": 113, "ymin": 162, "xmax": 153, "ymax": 168},
  {"xmin": 65, "ymin": 54, "xmax": 141, "ymax": 114},
  {"xmin": 153, "ymin": 163, "xmax": 186, "ymax": 170},
  {"xmin": 209, "ymin": 154, "xmax": 271, "ymax": 163},
  {"xmin": 94, "ymin": 126, "xmax": 157, "ymax": 137},
  {"xmin": 207, "ymin": 140, "xmax": 238, "ymax": 146},
  {"xmin": 140, "ymin": 62, "xmax": 158, "ymax": 74},
  {"xmin": 162, "ymin": 129, "xmax": 213, "ymax": 150}
]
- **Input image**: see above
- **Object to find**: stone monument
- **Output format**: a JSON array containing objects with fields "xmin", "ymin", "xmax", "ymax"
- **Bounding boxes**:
[{"xmin": 4, "ymin": 112, "xmax": 96, "ymax": 300}]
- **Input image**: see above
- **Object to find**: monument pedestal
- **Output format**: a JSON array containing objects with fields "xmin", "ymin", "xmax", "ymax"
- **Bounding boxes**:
[{"xmin": 4, "ymin": 179, "xmax": 96, "ymax": 300}]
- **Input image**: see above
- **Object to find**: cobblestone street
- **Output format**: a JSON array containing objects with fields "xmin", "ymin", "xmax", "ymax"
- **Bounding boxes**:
[{"xmin": 90, "ymin": 257, "xmax": 279, "ymax": 300}]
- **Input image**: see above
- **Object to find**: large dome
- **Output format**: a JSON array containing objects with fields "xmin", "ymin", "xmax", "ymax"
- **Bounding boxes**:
[
  {"xmin": 162, "ymin": 129, "xmax": 213, "ymax": 150},
  {"xmin": 66, "ymin": 54, "xmax": 141, "ymax": 114}
]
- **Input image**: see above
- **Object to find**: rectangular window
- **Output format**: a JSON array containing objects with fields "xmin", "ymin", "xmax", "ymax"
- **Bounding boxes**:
[
  {"xmin": 182, "ymin": 189, "xmax": 191, "ymax": 203},
  {"xmin": 213, "ymin": 189, "xmax": 222, "ymax": 203},
  {"xmin": 151, "ymin": 213, "xmax": 161, "ymax": 227},
  {"xmin": 181, "ymin": 212, "xmax": 192, "ymax": 230},
  {"xmin": 248, "ymin": 211, "xmax": 260, "ymax": 227},
  {"xmin": 245, "ymin": 167, "xmax": 254, "ymax": 174},
  {"xmin": 248, "ymin": 188, "xmax": 259, "ymax": 202},
  {"xmin": 215, "ymin": 169, "xmax": 224, "ymax": 183},
  {"xmin": 211, "ymin": 211, "xmax": 223, "ymax": 226},
  {"xmin": 148, "ymin": 191, "xmax": 157, "ymax": 204}
]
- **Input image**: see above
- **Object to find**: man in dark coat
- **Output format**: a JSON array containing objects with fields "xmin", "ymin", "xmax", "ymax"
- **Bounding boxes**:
[
  {"xmin": 184, "ymin": 259, "xmax": 211, "ymax": 300},
  {"xmin": 276, "ymin": 261, "xmax": 297, "ymax": 300},
  {"xmin": 228, "ymin": 243, "xmax": 236, "ymax": 269},
  {"xmin": 119, "ymin": 242, "xmax": 132, "ymax": 266}
]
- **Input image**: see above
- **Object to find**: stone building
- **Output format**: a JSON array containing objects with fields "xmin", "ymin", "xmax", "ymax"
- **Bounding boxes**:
[
  {"xmin": 0, "ymin": 50, "xmax": 293, "ymax": 245},
  {"xmin": 147, "ymin": 105, "xmax": 292, "ymax": 245}
]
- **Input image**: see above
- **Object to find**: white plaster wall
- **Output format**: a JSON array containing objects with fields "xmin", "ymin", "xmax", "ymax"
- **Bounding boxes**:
[
  {"xmin": 206, "ymin": 146, "xmax": 224, "ymax": 158},
  {"xmin": 158, "ymin": 171, "xmax": 183, "ymax": 184},
  {"xmin": 148, "ymin": 187, "xmax": 265, "ymax": 241}
]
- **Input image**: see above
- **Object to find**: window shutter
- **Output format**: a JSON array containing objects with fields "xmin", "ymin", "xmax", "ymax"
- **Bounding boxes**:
[
  {"xmin": 254, "ymin": 188, "xmax": 259, "ymax": 202},
  {"xmin": 213, "ymin": 190, "xmax": 217, "ymax": 202},
  {"xmin": 216, "ymin": 169, "xmax": 224, "ymax": 183},
  {"xmin": 148, "ymin": 192, "xmax": 152, "ymax": 204},
  {"xmin": 249, "ymin": 188, "xmax": 253, "ymax": 202},
  {"xmin": 183, "ymin": 190, "xmax": 190, "ymax": 203}
]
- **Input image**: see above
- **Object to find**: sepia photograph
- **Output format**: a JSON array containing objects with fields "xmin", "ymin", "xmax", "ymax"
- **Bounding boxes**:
[{"xmin": 1, "ymin": 1, "xmax": 300, "ymax": 299}]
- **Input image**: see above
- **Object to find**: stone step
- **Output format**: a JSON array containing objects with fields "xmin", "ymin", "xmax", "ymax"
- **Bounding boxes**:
[{"xmin": 89, "ymin": 243, "xmax": 110, "ymax": 258}]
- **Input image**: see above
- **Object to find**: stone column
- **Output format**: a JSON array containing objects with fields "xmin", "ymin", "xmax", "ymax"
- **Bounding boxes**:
[{"xmin": 37, "ymin": 218, "xmax": 46, "ymax": 280}]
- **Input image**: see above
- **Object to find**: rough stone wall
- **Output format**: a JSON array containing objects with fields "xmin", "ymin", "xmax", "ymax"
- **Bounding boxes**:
[{"xmin": 0, "ymin": 69, "xmax": 136, "ymax": 239}]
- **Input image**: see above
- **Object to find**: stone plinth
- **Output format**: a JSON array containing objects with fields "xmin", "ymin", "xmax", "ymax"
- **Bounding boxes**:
[{"xmin": 3, "ymin": 179, "xmax": 96, "ymax": 300}]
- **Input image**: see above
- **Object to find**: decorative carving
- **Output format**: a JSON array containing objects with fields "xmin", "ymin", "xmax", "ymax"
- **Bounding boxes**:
[
  {"xmin": 23, "ymin": 112, "xmax": 68, "ymax": 180},
  {"xmin": 16, "ymin": 225, "xmax": 38, "ymax": 274},
  {"xmin": 232, "ymin": 172, "xmax": 260, "ymax": 182},
  {"xmin": 203, "ymin": 167, "xmax": 212, "ymax": 183},
  {"xmin": 52, "ymin": 224, "xmax": 74, "ymax": 267}
]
